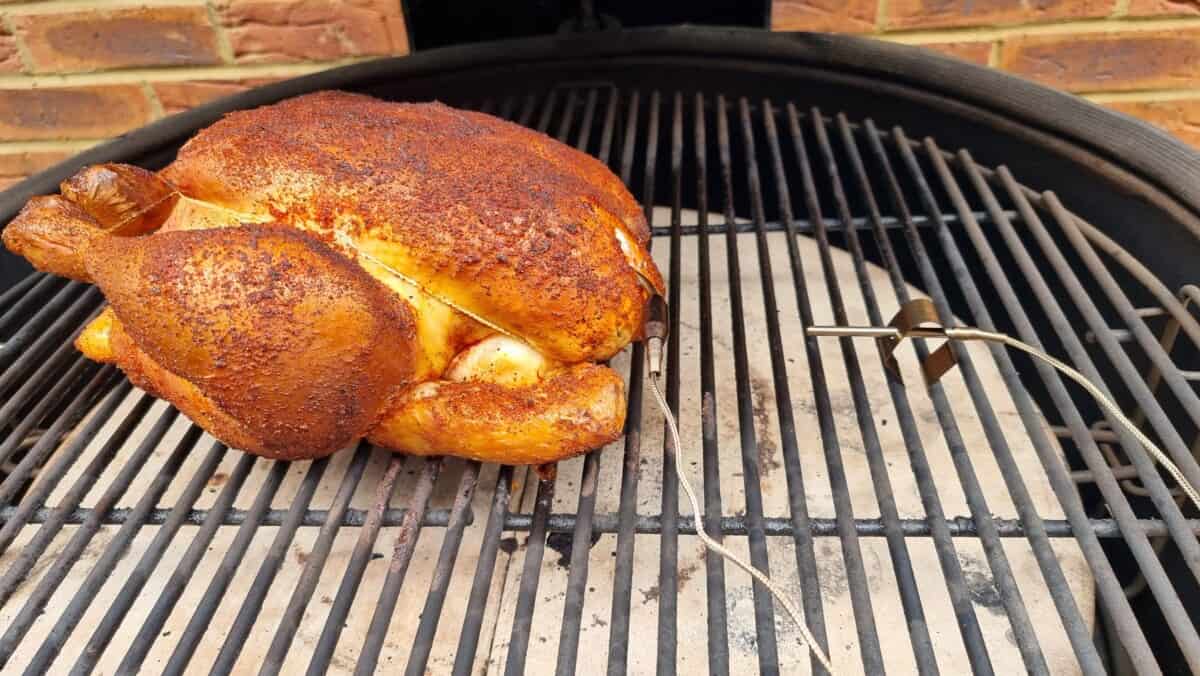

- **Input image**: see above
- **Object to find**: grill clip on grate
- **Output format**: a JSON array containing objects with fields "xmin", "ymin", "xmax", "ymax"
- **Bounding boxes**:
[{"xmin": 810, "ymin": 299, "xmax": 1200, "ymax": 514}]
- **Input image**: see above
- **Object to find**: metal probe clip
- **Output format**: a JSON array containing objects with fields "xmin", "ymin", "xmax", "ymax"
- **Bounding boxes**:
[
  {"xmin": 643, "ymin": 293, "xmax": 669, "ymax": 378},
  {"xmin": 807, "ymin": 298, "xmax": 1003, "ymax": 386}
]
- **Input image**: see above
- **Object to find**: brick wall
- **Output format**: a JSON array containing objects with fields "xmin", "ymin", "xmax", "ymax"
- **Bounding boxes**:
[
  {"xmin": 773, "ymin": 1, "xmax": 1200, "ymax": 150},
  {"xmin": 3, "ymin": 3, "xmax": 1200, "ymax": 190},
  {"xmin": 0, "ymin": 0, "xmax": 409, "ymax": 189}
]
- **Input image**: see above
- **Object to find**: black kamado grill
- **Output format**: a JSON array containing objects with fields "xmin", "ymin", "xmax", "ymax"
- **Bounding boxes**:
[{"xmin": 2, "ymin": 27, "xmax": 1200, "ymax": 675}]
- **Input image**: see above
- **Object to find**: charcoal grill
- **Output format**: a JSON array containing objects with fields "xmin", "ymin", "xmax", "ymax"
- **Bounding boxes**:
[{"xmin": 2, "ymin": 27, "xmax": 1200, "ymax": 675}]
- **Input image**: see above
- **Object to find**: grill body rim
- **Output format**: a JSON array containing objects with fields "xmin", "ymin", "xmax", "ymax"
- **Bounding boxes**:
[
  {"xmin": 3, "ymin": 26, "xmax": 1199, "ymax": 228},
  {"xmin": 2, "ymin": 25, "xmax": 1200, "ymax": 675}
]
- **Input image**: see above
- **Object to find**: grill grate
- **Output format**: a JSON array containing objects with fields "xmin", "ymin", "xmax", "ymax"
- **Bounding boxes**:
[{"xmin": 1, "ymin": 85, "xmax": 1199, "ymax": 675}]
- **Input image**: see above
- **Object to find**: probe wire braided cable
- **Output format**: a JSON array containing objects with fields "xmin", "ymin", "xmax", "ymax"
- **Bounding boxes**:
[
  {"xmin": 993, "ymin": 333, "xmax": 1200, "ymax": 513},
  {"xmin": 806, "ymin": 316, "xmax": 1200, "ymax": 516},
  {"xmin": 644, "ymin": 346, "xmax": 837, "ymax": 675},
  {"xmin": 644, "ymin": 302, "xmax": 1200, "ymax": 676}
]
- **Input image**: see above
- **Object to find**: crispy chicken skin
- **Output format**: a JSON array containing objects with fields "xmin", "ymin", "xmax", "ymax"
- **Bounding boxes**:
[
  {"xmin": 2, "ymin": 91, "xmax": 662, "ymax": 464},
  {"xmin": 160, "ymin": 91, "xmax": 664, "ymax": 362},
  {"xmin": 370, "ymin": 363, "xmax": 626, "ymax": 465},
  {"xmin": 88, "ymin": 225, "xmax": 418, "ymax": 459}
]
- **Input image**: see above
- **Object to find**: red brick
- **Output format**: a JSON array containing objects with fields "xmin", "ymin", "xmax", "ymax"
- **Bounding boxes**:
[
  {"xmin": 0, "ymin": 85, "xmax": 155, "ymax": 140},
  {"xmin": 1106, "ymin": 99, "xmax": 1200, "ymax": 147},
  {"xmin": 0, "ymin": 150, "xmax": 72, "ymax": 179},
  {"xmin": 0, "ymin": 152, "xmax": 73, "ymax": 189},
  {"xmin": 1001, "ymin": 29, "xmax": 1200, "ymax": 92},
  {"xmin": 916, "ymin": 41, "xmax": 992, "ymax": 65},
  {"xmin": 152, "ymin": 78, "xmax": 283, "ymax": 114},
  {"xmin": 771, "ymin": 0, "xmax": 876, "ymax": 33},
  {"xmin": 153, "ymin": 80, "xmax": 250, "ymax": 114},
  {"xmin": 0, "ymin": 24, "xmax": 21, "ymax": 72},
  {"xmin": 887, "ymin": 0, "xmax": 1110, "ymax": 30},
  {"xmin": 11, "ymin": 6, "xmax": 221, "ymax": 73},
  {"xmin": 1128, "ymin": 0, "xmax": 1200, "ymax": 16},
  {"xmin": 217, "ymin": 0, "xmax": 408, "ymax": 63}
]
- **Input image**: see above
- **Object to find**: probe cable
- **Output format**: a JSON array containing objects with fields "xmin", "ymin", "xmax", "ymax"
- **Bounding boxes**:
[
  {"xmin": 642, "ymin": 297, "xmax": 1200, "ymax": 676},
  {"xmin": 644, "ymin": 332, "xmax": 836, "ymax": 675}
]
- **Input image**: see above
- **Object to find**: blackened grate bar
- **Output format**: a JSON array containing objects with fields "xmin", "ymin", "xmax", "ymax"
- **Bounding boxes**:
[
  {"xmin": 781, "ymin": 103, "xmax": 936, "ymax": 675},
  {"xmin": 0, "ymin": 86, "xmax": 1198, "ymax": 675}
]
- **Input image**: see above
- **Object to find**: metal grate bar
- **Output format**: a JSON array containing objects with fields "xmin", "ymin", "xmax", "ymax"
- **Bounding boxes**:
[
  {"xmin": 647, "ymin": 210, "xmax": 1005, "ymax": 239},
  {"xmin": 607, "ymin": 89, "xmax": 648, "ymax": 676},
  {"xmin": 912, "ymin": 127, "xmax": 1108, "ymax": 662},
  {"xmin": 0, "ymin": 354, "xmax": 96, "ymax": 469},
  {"xmin": 556, "ymin": 451, "xmax": 601, "ymax": 674},
  {"xmin": 0, "ymin": 292, "xmax": 98, "ymax": 417},
  {"xmin": 0, "ymin": 405, "xmax": 181, "ymax": 668},
  {"xmin": 405, "ymin": 460, "xmax": 483, "ymax": 675},
  {"xmin": 0, "ymin": 383, "xmax": 151, "ymax": 589},
  {"xmin": 988, "ymin": 169, "xmax": 1200, "ymax": 668},
  {"xmin": 0, "ymin": 282, "xmax": 89, "ymax": 372},
  {"xmin": 555, "ymin": 90, "xmax": 580, "ymax": 146},
  {"xmin": 0, "ymin": 274, "xmax": 62, "ymax": 335},
  {"xmin": 512, "ymin": 94, "xmax": 537, "ymax": 129},
  {"xmin": 0, "ymin": 333, "xmax": 86, "ymax": 433},
  {"xmin": 693, "ymin": 91, "xmax": 733, "ymax": 676},
  {"xmin": 1052, "ymin": 192, "xmax": 1200, "ymax": 461},
  {"xmin": 750, "ymin": 97, "xmax": 887, "ymax": 674},
  {"xmin": 116, "ymin": 451, "xmax": 258, "ymax": 673},
  {"xmin": 5, "ymin": 504, "xmax": 1192, "ymax": 536},
  {"xmin": 900, "ymin": 128, "xmax": 1105, "ymax": 667},
  {"xmin": 211, "ymin": 456, "xmax": 332, "ymax": 672},
  {"xmin": 260, "ymin": 442, "xmax": 373, "ymax": 674},
  {"xmin": 555, "ymin": 86, "xmax": 611, "ymax": 676},
  {"xmin": 623, "ymin": 89, "xmax": 673, "ymax": 676},
  {"xmin": 912, "ymin": 140, "xmax": 1118, "ymax": 672},
  {"xmin": 503, "ymin": 88, "xmax": 567, "ymax": 676},
  {"xmin": 933, "ymin": 144, "xmax": 1160, "ymax": 671},
  {"xmin": 452, "ymin": 464, "xmax": 515, "ymax": 676},
  {"xmin": 164, "ymin": 459, "xmax": 290, "ymax": 674},
  {"xmin": 24, "ymin": 424, "xmax": 206, "ymax": 674},
  {"xmin": 1010, "ymin": 180, "xmax": 1200, "ymax": 575},
  {"xmin": 715, "ymin": 94, "xmax": 783, "ymax": 673},
  {"xmin": 0, "ymin": 272, "xmax": 44, "ymax": 314},
  {"xmin": 916, "ymin": 136, "xmax": 1108, "ymax": 675},
  {"xmin": 306, "ymin": 455, "xmax": 404, "ymax": 675},
  {"xmin": 779, "ymin": 102, "xmax": 937, "ymax": 674},
  {"xmin": 829, "ymin": 113, "xmax": 997, "ymax": 674},
  {"xmin": 0, "ymin": 378, "xmax": 131, "ymax": 555},
  {"xmin": 864, "ymin": 118, "xmax": 1052, "ymax": 675},
  {"xmin": 0, "ymin": 286, "xmax": 97, "ymax": 395},
  {"xmin": 503, "ymin": 475, "xmax": 555, "ymax": 674},
  {"xmin": 72, "ymin": 440, "xmax": 230, "ymax": 675},
  {"xmin": 657, "ymin": 90, "xmax": 685, "ymax": 676},
  {"xmin": 1052, "ymin": 196, "xmax": 1200, "ymax": 507},
  {"xmin": 0, "ymin": 328, "xmax": 104, "ymax": 500},
  {"xmin": 354, "ymin": 456, "xmax": 443, "ymax": 675}
]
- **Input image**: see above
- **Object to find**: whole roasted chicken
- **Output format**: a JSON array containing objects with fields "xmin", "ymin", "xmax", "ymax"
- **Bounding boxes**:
[{"xmin": 3, "ymin": 91, "xmax": 665, "ymax": 464}]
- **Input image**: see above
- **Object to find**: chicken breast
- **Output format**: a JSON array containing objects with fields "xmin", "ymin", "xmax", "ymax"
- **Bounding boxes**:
[
  {"xmin": 3, "ymin": 91, "xmax": 664, "ymax": 463},
  {"xmin": 161, "ymin": 91, "xmax": 663, "ymax": 363}
]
